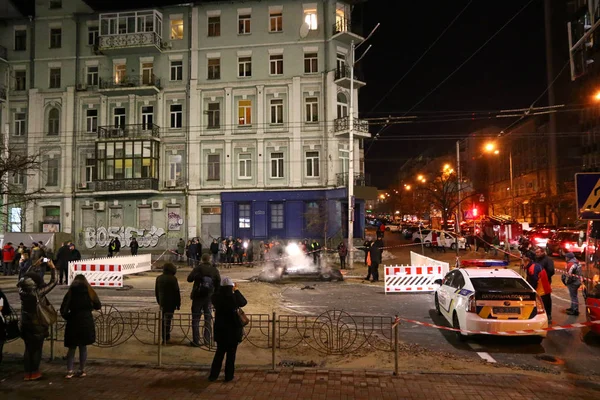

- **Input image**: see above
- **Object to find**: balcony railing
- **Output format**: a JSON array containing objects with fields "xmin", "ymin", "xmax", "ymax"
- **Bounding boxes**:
[
  {"xmin": 334, "ymin": 117, "xmax": 369, "ymax": 134},
  {"xmin": 0, "ymin": 45, "xmax": 7, "ymax": 61},
  {"xmin": 94, "ymin": 178, "xmax": 159, "ymax": 192},
  {"xmin": 333, "ymin": 18, "xmax": 362, "ymax": 37},
  {"xmin": 99, "ymin": 75, "xmax": 161, "ymax": 91},
  {"xmin": 98, "ymin": 32, "xmax": 162, "ymax": 51},
  {"xmin": 97, "ymin": 124, "xmax": 160, "ymax": 140},
  {"xmin": 0, "ymin": 84, "xmax": 6, "ymax": 102},
  {"xmin": 337, "ymin": 173, "xmax": 371, "ymax": 187},
  {"xmin": 334, "ymin": 66, "xmax": 364, "ymax": 82}
]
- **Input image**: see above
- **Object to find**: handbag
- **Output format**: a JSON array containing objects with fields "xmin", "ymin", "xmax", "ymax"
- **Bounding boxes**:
[
  {"xmin": 5, "ymin": 318, "xmax": 20, "ymax": 340},
  {"xmin": 35, "ymin": 291, "xmax": 58, "ymax": 327},
  {"xmin": 237, "ymin": 308, "xmax": 249, "ymax": 327}
]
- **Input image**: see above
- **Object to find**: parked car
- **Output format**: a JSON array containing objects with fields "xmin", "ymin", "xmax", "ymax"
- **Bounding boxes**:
[
  {"xmin": 412, "ymin": 229, "xmax": 431, "ymax": 243},
  {"xmin": 423, "ymin": 231, "xmax": 467, "ymax": 250},
  {"xmin": 386, "ymin": 223, "xmax": 401, "ymax": 232},
  {"xmin": 526, "ymin": 228, "xmax": 554, "ymax": 248},
  {"xmin": 546, "ymin": 230, "xmax": 586, "ymax": 257}
]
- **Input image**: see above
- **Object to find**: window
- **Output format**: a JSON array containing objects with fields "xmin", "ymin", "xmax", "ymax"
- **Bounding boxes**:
[
  {"xmin": 339, "ymin": 148, "xmax": 349, "ymax": 174},
  {"xmin": 15, "ymin": 29, "xmax": 26, "ymax": 51},
  {"xmin": 49, "ymin": 68, "xmax": 61, "ymax": 88},
  {"xmin": 15, "ymin": 70, "xmax": 26, "ymax": 91},
  {"xmin": 141, "ymin": 62, "xmax": 154, "ymax": 85},
  {"xmin": 115, "ymin": 64, "xmax": 126, "ymax": 84},
  {"xmin": 336, "ymin": 52, "xmax": 346, "ymax": 73},
  {"xmin": 238, "ymin": 153, "xmax": 252, "ymax": 179},
  {"xmin": 170, "ymin": 19, "xmax": 184, "ymax": 40},
  {"xmin": 168, "ymin": 154, "xmax": 182, "ymax": 181},
  {"xmin": 50, "ymin": 28, "xmax": 62, "ymax": 48},
  {"xmin": 207, "ymin": 154, "xmax": 220, "ymax": 181},
  {"xmin": 86, "ymin": 109, "xmax": 98, "ymax": 133},
  {"xmin": 170, "ymin": 60, "xmax": 183, "ymax": 81},
  {"xmin": 304, "ymin": 53, "xmax": 318, "ymax": 74},
  {"xmin": 114, "ymin": 107, "xmax": 126, "ymax": 128},
  {"xmin": 85, "ymin": 157, "xmax": 95, "ymax": 183},
  {"xmin": 304, "ymin": 8, "xmax": 317, "ymax": 30},
  {"xmin": 207, "ymin": 103, "xmax": 220, "ymax": 129},
  {"xmin": 270, "ymin": 99, "xmax": 283, "ymax": 124},
  {"xmin": 306, "ymin": 151, "xmax": 320, "ymax": 177},
  {"xmin": 12, "ymin": 170, "xmax": 25, "ymax": 185},
  {"xmin": 88, "ymin": 26, "xmax": 99, "ymax": 46},
  {"xmin": 269, "ymin": 54, "xmax": 283, "ymax": 75},
  {"xmin": 271, "ymin": 203, "xmax": 284, "ymax": 230},
  {"xmin": 305, "ymin": 97, "xmax": 319, "ymax": 122},
  {"xmin": 238, "ymin": 14, "xmax": 251, "ymax": 34},
  {"xmin": 208, "ymin": 16, "xmax": 220, "ymax": 37},
  {"xmin": 95, "ymin": 140, "xmax": 159, "ymax": 180},
  {"xmin": 142, "ymin": 106, "xmax": 154, "ymax": 130},
  {"xmin": 86, "ymin": 66, "xmax": 99, "ymax": 86},
  {"xmin": 337, "ymin": 92, "xmax": 348, "ymax": 119},
  {"xmin": 48, "ymin": 108, "xmax": 60, "ymax": 135},
  {"xmin": 238, "ymin": 56, "xmax": 252, "ymax": 77},
  {"xmin": 170, "ymin": 104, "xmax": 183, "ymax": 129},
  {"xmin": 238, "ymin": 100, "xmax": 252, "ymax": 126},
  {"xmin": 14, "ymin": 113, "xmax": 26, "ymax": 136},
  {"xmin": 49, "ymin": 0, "xmax": 62, "ymax": 9},
  {"xmin": 208, "ymin": 58, "xmax": 220, "ymax": 80},
  {"xmin": 10, "ymin": 208, "xmax": 22, "ymax": 232},
  {"xmin": 238, "ymin": 204, "xmax": 251, "ymax": 228},
  {"xmin": 270, "ymin": 152, "xmax": 284, "ymax": 178},
  {"xmin": 46, "ymin": 159, "xmax": 59, "ymax": 186},
  {"xmin": 270, "ymin": 12, "xmax": 283, "ymax": 32}
]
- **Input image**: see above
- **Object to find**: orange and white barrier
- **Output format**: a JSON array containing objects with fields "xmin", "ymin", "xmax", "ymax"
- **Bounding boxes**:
[
  {"xmin": 384, "ymin": 265, "xmax": 445, "ymax": 293},
  {"xmin": 68, "ymin": 254, "xmax": 151, "ymax": 287}
]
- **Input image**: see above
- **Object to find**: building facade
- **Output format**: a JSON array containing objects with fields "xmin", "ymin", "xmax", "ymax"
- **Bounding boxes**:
[{"xmin": 0, "ymin": 0, "xmax": 371, "ymax": 253}]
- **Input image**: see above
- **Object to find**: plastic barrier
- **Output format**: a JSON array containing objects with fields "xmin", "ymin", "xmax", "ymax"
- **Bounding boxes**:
[
  {"xmin": 68, "ymin": 254, "xmax": 151, "ymax": 287},
  {"xmin": 384, "ymin": 265, "xmax": 445, "ymax": 293},
  {"xmin": 410, "ymin": 251, "xmax": 450, "ymax": 275}
]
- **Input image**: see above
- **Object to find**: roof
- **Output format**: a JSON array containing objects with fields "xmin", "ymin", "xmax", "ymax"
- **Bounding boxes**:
[{"xmin": 462, "ymin": 268, "xmax": 521, "ymax": 279}]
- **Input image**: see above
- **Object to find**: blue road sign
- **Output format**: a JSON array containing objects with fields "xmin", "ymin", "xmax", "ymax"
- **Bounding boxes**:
[{"xmin": 575, "ymin": 173, "xmax": 600, "ymax": 220}]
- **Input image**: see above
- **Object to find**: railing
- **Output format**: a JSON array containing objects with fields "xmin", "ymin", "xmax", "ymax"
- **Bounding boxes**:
[
  {"xmin": 98, "ymin": 124, "xmax": 160, "ymax": 139},
  {"xmin": 336, "ymin": 172, "xmax": 371, "ymax": 187},
  {"xmin": 0, "ymin": 45, "xmax": 7, "ymax": 60},
  {"xmin": 333, "ymin": 18, "xmax": 361, "ymax": 36},
  {"xmin": 99, "ymin": 75, "xmax": 161, "ymax": 90},
  {"xmin": 0, "ymin": 84, "xmax": 6, "ymax": 101},
  {"xmin": 334, "ymin": 117, "xmax": 369, "ymax": 134},
  {"xmin": 99, "ymin": 32, "xmax": 162, "ymax": 50},
  {"xmin": 94, "ymin": 178, "xmax": 159, "ymax": 192},
  {"xmin": 334, "ymin": 66, "xmax": 363, "ymax": 81}
]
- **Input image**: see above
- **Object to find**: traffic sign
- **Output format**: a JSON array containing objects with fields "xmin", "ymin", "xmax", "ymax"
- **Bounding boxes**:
[{"xmin": 575, "ymin": 173, "xmax": 600, "ymax": 220}]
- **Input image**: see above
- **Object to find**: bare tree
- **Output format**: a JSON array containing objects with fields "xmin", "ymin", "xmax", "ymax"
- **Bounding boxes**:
[{"xmin": 304, "ymin": 200, "xmax": 329, "ymax": 242}]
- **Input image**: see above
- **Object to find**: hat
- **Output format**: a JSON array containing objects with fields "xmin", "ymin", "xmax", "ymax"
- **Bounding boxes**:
[
  {"xmin": 564, "ymin": 252, "xmax": 575, "ymax": 260},
  {"xmin": 523, "ymin": 251, "xmax": 536, "ymax": 261},
  {"xmin": 221, "ymin": 276, "xmax": 234, "ymax": 287}
]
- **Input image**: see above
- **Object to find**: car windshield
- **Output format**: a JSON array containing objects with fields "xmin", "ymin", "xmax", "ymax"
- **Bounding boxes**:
[{"xmin": 470, "ymin": 278, "xmax": 531, "ymax": 291}]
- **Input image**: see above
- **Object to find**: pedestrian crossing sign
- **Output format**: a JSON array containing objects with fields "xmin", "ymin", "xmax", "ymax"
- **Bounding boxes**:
[{"xmin": 575, "ymin": 173, "xmax": 600, "ymax": 220}]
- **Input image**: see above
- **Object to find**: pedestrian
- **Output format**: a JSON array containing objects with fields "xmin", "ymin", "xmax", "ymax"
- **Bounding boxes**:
[
  {"xmin": 187, "ymin": 253, "xmax": 220, "ymax": 347},
  {"xmin": 0, "ymin": 287, "xmax": 13, "ymax": 364},
  {"xmin": 188, "ymin": 239, "xmax": 199, "ymax": 267},
  {"xmin": 17, "ymin": 259, "xmax": 58, "ymax": 381},
  {"xmin": 437, "ymin": 232, "xmax": 446, "ymax": 253},
  {"xmin": 492, "ymin": 235, "xmax": 500, "ymax": 257},
  {"xmin": 522, "ymin": 250, "xmax": 552, "ymax": 324},
  {"xmin": 18, "ymin": 250, "xmax": 32, "ymax": 280},
  {"xmin": 177, "ymin": 238, "xmax": 185, "ymax": 262},
  {"xmin": 562, "ymin": 252, "xmax": 582, "ymax": 316},
  {"xmin": 210, "ymin": 239, "xmax": 219, "ymax": 267},
  {"xmin": 431, "ymin": 230, "xmax": 438, "ymax": 253},
  {"xmin": 112, "ymin": 238, "xmax": 121, "ymax": 257},
  {"xmin": 3, "ymin": 242, "xmax": 15, "ymax": 276},
  {"xmin": 185, "ymin": 240, "xmax": 192, "ymax": 266},
  {"xmin": 30, "ymin": 243, "xmax": 43, "ymax": 265},
  {"xmin": 155, "ymin": 262, "xmax": 181, "ymax": 344},
  {"xmin": 60, "ymin": 274, "xmax": 101, "ymax": 379},
  {"xmin": 219, "ymin": 239, "xmax": 227, "ymax": 264},
  {"xmin": 369, "ymin": 238, "xmax": 384, "ymax": 282},
  {"xmin": 208, "ymin": 277, "xmax": 247, "ymax": 382},
  {"xmin": 56, "ymin": 242, "xmax": 71, "ymax": 285},
  {"xmin": 310, "ymin": 240, "xmax": 321, "ymax": 268},
  {"xmin": 535, "ymin": 247, "xmax": 555, "ymax": 283},
  {"xmin": 130, "ymin": 238, "xmax": 139, "ymax": 256},
  {"xmin": 337, "ymin": 241, "xmax": 348, "ymax": 270},
  {"xmin": 69, "ymin": 244, "xmax": 81, "ymax": 262},
  {"xmin": 108, "ymin": 239, "xmax": 115, "ymax": 257}
]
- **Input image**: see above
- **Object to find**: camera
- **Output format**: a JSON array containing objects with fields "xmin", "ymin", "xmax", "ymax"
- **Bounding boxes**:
[{"xmin": 42, "ymin": 257, "xmax": 49, "ymax": 263}]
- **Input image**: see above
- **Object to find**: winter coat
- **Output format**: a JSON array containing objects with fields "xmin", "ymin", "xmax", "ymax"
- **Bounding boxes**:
[
  {"xmin": 536, "ymin": 254, "xmax": 555, "ymax": 283},
  {"xmin": 60, "ymin": 281, "xmax": 101, "ymax": 347},
  {"xmin": 2, "ymin": 245, "xmax": 15, "ymax": 263},
  {"xmin": 187, "ymin": 262, "xmax": 221, "ymax": 300},
  {"xmin": 212, "ymin": 288, "xmax": 247, "ymax": 346},
  {"xmin": 564, "ymin": 259, "xmax": 582, "ymax": 287},
  {"xmin": 337, "ymin": 243, "xmax": 348, "ymax": 257},
  {"xmin": 70, "ymin": 249, "xmax": 82, "ymax": 262},
  {"xmin": 56, "ymin": 245, "xmax": 71, "ymax": 269},
  {"xmin": 526, "ymin": 262, "xmax": 552, "ymax": 296},
  {"xmin": 130, "ymin": 240, "xmax": 139, "ymax": 254},
  {"xmin": 18, "ymin": 268, "xmax": 57, "ymax": 341},
  {"xmin": 210, "ymin": 242, "xmax": 219, "ymax": 255},
  {"xmin": 177, "ymin": 240, "xmax": 185, "ymax": 254},
  {"xmin": 188, "ymin": 243, "xmax": 200, "ymax": 261},
  {"xmin": 30, "ymin": 245, "xmax": 44, "ymax": 264},
  {"xmin": 369, "ymin": 240, "xmax": 384, "ymax": 264},
  {"xmin": 0, "ymin": 288, "xmax": 12, "ymax": 342},
  {"xmin": 155, "ymin": 265, "xmax": 181, "ymax": 312}
]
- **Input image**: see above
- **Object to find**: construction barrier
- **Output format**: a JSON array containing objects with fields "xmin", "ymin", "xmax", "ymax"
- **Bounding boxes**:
[
  {"xmin": 384, "ymin": 265, "xmax": 445, "ymax": 293},
  {"xmin": 410, "ymin": 251, "xmax": 450, "ymax": 274},
  {"xmin": 68, "ymin": 254, "xmax": 152, "ymax": 287}
]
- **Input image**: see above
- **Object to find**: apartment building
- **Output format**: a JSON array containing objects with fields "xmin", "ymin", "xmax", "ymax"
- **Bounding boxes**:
[{"xmin": 0, "ymin": 0, "xmax": 372, "ymax": 252}]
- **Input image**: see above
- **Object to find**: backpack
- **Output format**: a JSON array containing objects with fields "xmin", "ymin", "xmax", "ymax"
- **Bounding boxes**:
[{"xmin": 194, "ymin": 276, "xmax": 214, "ymax": 297}]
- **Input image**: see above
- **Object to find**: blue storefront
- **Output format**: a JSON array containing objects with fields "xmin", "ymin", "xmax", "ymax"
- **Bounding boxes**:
[{"xmin": 221, "ymin": 189, "xmax": 365, "ymax": 241}]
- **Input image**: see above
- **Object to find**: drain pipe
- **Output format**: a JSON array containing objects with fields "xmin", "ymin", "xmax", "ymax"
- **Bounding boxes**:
[{"xmin": 71, "ymin": 15, "xmax": 81, "ymax": 237}]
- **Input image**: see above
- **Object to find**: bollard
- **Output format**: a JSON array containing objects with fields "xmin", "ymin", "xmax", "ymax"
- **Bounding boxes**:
[
  {"xmin": 271, "ymin": 312, "xmax": 276, "ymax": 370},
  {"xmin": 157, "ymin": 310, "xmax": 162, "ymax": 367},
  {"xmin": 393, "ymin": 318, "xmax": 399, "ymax": 376}
]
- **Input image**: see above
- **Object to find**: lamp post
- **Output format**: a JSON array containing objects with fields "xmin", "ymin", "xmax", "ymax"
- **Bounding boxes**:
[{"xmin": 484, "ymin": 143, "xmax": 514, "ymax": 218}]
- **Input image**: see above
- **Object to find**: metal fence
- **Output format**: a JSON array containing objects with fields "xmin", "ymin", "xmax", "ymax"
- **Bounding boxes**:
[{"xmin": 6, "ymin": 306, "xmax": 401, "ymax": 373}]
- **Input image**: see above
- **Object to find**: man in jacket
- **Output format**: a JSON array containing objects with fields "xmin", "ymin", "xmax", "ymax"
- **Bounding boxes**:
[
  {"xmin": 55, "ymin": 242, "xmax": 71, "ymax": 285},
  {"xmin": 188, "ymin": 239, "xmax": 200, "ymax": 266},
  {"xmin": 523, "ymin": 250, "xmax": 552, "ymax": 323},
  {"xmin": 337, "ymin": 241, "xmax": 348, "ymax": 270},
  {"xmin": 369, "ymin": 238, "xmax": 384, "ymax": 282},
  {"xmin": 187, "ymin": 253, "xmax": 220, "ymax": 347},
  {"xmin": 111, "ymin": 238, "xmax": 121, "ymax": 257},
  {"xmin": 155, "ymin": 262, "xmax": 181, "ymax": 344},
  {"xmin": 176, "ymin": 238, "xmax": 185, "ymax": 262},
  {"xmin": 209, "ymin": 239, "xmax": 219, "ymax": 267},
  {"xmin": 310, "ymin": 240, "xmax": 321, "ymax": 268},
  {"xmin": 563, "ymin": 252, "xmax": 582, "ymax": 316},
  {"xmin": 3, "ymin": 242, "xmax": 15, "ymax": 276}
]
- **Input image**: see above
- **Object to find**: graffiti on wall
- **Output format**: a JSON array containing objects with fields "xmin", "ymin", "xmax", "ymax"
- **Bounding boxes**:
[
  {"xmin": 168, "ymin": 211, "xmax": 183, "ymax": 231},
  {"xmin": 84, "ymin": 226, "xmax": 166, "ymax": 249}
]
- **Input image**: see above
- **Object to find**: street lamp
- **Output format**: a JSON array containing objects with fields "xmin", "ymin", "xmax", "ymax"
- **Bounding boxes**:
[
  {"xmin": 417, "ymin": 174, "xmax": 424, "ymax": 181},
  {"xmin": 485, "ymin": 146, "xmax": 514, "ymax": 218},
  {"xmin": 594, "ymin": 90, "xmax": 600, "ymax": 102}
]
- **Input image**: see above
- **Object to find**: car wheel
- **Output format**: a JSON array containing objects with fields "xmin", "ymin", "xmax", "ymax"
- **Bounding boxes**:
[
  {"xmin": 453, "ymin": 313, "xmax": 467, "ymax": 342},
  {"xmin": 424, "ymin": 241, "xmax": 430, "ymax": 248},
  {"xmin": 434, "ymin": 294, "xmax": 442, "ymax": 316},
  {"xmin": 450, "ymin": 243, "xmax": 457, "ymax": 250}
]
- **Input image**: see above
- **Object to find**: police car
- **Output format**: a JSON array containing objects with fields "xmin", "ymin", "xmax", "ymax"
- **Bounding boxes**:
[{"xmin": 434, "ymin": 261, "xmax": 548, "ymax": 343}]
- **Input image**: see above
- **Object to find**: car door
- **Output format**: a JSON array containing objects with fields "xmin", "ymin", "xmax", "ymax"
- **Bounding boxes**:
[{"xmin": 438, "ymin": 270, "xmax": 459, "ymax": 319}]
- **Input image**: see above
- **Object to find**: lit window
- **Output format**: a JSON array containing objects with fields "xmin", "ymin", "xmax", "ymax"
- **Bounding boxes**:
[
  {"xmin": 238, "ymin": 204, "xmax": 251, "ymax": 228},
  {"xmin": 114, "ymin": 64, "xmax": 126, "ymax": 84},
  {"xmin": 238, "ymin": 100, "xmax": 252, "ymax": 126},
  {"xmin": 304, "ymin": 9, "xmax": 317, "ymax": 30},
  {"xmin": 170, "ymin": 19, "xmax": 184, "ymax": 40},
  {"xmin": 270, "ymin": 54, "xmax": 283, "ymax": 75},
  {"xmin": 238, "ymin": 153, "xmax": 252, "ymax": 179}
]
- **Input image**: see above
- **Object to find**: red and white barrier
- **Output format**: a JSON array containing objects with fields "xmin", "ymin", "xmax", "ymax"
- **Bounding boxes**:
[
  {"xmin": 68, "ymin": 254, "xmax": 151, "ymax": 287},
  {"xmin": 384, "ymin": 265, "xmax": 444, "ymax": 293}
]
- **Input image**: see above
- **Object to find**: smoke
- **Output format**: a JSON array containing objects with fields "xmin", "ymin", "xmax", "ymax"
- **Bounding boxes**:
[{"xmin": 258, "ymin": 241, "xmax": 333, "ymax": 282}]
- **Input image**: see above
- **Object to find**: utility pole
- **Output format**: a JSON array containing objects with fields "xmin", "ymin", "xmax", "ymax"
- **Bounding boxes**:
[{"xmin": 455, "ymin": 140, "xmax": 460, "ymax": 256}]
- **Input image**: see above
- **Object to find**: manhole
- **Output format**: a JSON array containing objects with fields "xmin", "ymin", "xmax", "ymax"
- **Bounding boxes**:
[{"xmin": 535, "ymin": 354, "xmax": 565, "ymax": 365}]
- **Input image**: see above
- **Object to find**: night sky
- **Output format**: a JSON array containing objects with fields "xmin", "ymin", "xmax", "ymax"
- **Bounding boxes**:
[{"xmin": 360, "ymin": 0, "xmax": 549, "ymax": 188}]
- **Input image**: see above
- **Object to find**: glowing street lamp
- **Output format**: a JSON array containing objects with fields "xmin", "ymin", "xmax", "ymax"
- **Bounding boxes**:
[
  {"xmin": 417, "ymin": 174, "xmax": 424, "ymax": 181},
  {"xmin": 443, "ymin": 164, "xmax": 450, "ymax": 171},
  {"xmin": 594, "ymin": 91, "xmax": 600, "ymax": 102},
  {"xmin": 405, "ymin": 185, "xmax": 411, "ymax": 190},
  {"xmin": 484, "ymin": 142, "xmax": 496, "ymax": 153}
]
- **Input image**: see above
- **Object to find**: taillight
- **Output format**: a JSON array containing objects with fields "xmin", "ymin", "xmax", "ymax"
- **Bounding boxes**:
[
  {"xmin": 467, "ymin": 295, "xmax": 477, "ymax": 313},
  {"xmin": 564, "ymin": 243, "xmax": 572, "ymax": 249},
  {"xmin": 536, "ymin": 295, "xmax": 545, "ymax": 314}
]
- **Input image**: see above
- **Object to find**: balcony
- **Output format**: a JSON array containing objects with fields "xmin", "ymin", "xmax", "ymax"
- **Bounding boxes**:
[
  {"xmin": 0, "ymin": 84, "xmax": 6, "ymax": 103},
  {"xmin": 0, "ymin": 45, "xmax": 7, "ymax": 61},
  {"xmin": 337, "ymin": 172, "xmax": 371, "ymax": 187},
  {"xmin": 334, "ymin": 66, "xmax": 366, "ymax": 89},
  {"xmin": 332, "ymin": 18, "xmax": 364, "ymax": 45},
  {"xmin": 98, "ymin": 75, "xmax": 161, "ymax": 96},
  {"xmin": 98, "ymin": 10, "xmax": 164, "ymax": 54},
  {"xmin": 334, "ymin": 117, "xmax": 370, "ymax": 138},
  {"xmin": 97, "ymin": 124, "xmax": 160, "ymax": 140},
  {"xmin": 94, "ymin": 178, "xmax": 159, "ymax": 193}
]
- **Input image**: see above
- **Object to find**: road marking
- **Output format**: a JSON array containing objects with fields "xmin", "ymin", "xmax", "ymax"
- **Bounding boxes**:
[
  {"xmin": 552, "ymin": 294, "xmax": 571, "ymax": 304},
  {"xmin": 467, "ymin": 342, "xmax": 496, "ymax": 363}
]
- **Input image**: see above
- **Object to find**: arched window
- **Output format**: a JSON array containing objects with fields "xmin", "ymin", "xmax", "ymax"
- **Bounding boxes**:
[
  {"xmin": 48, "ymin": 108, "xmax": 60, "ymax": 136},
  {"xmin": 336, "ymin": 92, "xmax": 348, "ymax": 119}
]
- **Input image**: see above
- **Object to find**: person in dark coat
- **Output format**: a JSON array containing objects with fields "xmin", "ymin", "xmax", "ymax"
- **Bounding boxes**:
[
  {"xmin": 210, "ymin": 239, "xmax": 219, "ymax": 267},
  {"xmin": 0, "ymin": 287, "xmax": 13, "ymax": 364},
  {"xmin": 369, "ymin": 239, "xmax": 384, "ymax": 282},
  {"xmin": 130, "ymin": 238, "xmax": 139, "ymax": 256},
  {"xmin": 337, "ymin": 241, "xmax": 348, "ymax": 270},
  {"xmin": 208, "ymin": 276, "xmax": 247, "ymax": 382},
  {"xmin": 56, "ymin": 242, "xmax": 71, "ymax": 285},
  {"xmin": 188, "ymin": 253, "xmax": 220, "ymax": 346},
  {"xmin": 17, "ymin": 260, "xmax": 58, "ymax": 381},
  {"xmin": 188, "ymin": 239, "xmax": 200, "ymax": 266},
  {"xmin": 69, "ymin": 244, "xmax": 81, "ymax": 263},
  {"xmin": 60, "ymin": 274, "xmax": 101, "ymax": 378},
  {"xmin": 155, "ymin": 262, "xmax": 181, "ymax": 343}
]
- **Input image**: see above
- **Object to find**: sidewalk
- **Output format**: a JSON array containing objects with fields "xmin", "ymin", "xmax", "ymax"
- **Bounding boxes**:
[{"xmin": 1, "ymin": 359, "xmax": 598, "ymax": 400}]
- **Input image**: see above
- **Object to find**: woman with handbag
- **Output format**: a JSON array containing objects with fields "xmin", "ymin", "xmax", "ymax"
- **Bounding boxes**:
[
  {"xmin": 208, "ymin": 277, "xmax": 247, "ymax": 382},
  {"xmin": 60, "ymin": 274, "xmax": 101, "ymax": 378},
  {"xmin": 17, "ymin": 259, "xmax": 58, "ymax": 381}
]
